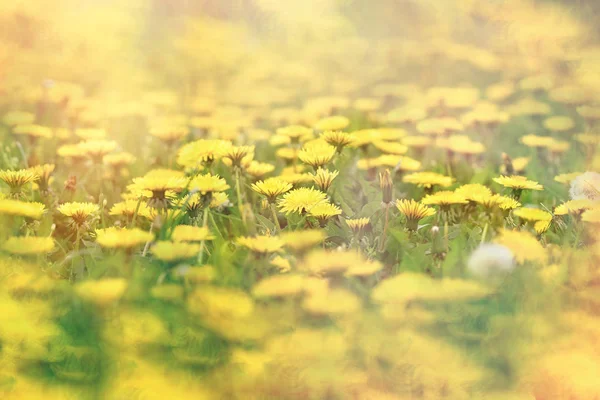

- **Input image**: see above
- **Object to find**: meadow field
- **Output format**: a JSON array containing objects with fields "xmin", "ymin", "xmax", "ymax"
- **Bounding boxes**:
[{"xmin": 0, "ymin": 0, "xmax": 600, "ymax": 399}]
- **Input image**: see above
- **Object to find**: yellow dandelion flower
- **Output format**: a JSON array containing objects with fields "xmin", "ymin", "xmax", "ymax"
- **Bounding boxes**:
[
  {"xmin": 474, "ymin": 194, "xmax": 521, "ymax": 210},
  {"xmin": 501, "ymin": 156, "xmax": 530, "ymax": 175},
  {"xmin": 308, "ymin": 201, "xmax": 342, "ymax": 222},
  {"xmin": 95, "ymin": 227, "xmax": 153, "ymax": 249},
  {"xmin": 577, "ymin": 105, "xmax": 600, "ymax": 120},
  {"xmin": 58, "ymin": 202, "xmax": 99, "ymax": 225},
  {"xmin": 179, "ymin": 192, "xmax": 231, "ymax": 217},
  {"xmin": 270, "ymin": 134, "xmax": 292, "ymax": 147},
  {"xmin": 461, "ymin": 104, "xmax": 510, "ymax": 126},
  {"xmin": 417, "ymin": 117, "xmax": 464, "ymax": 136},
  {"xmin": 237, "ymin": 235, "xmax": 283, "ymax": 255},
  {"xmin": 403, "ymin": 171, "xmax": 453, "ymax": 189},
  {"xmin": 521, "ymin": 134, "xmax": 555, "ymax": 148},
  {"xmin": 346, "ymin": 217, "xmax": 371, "ymax": 235},
  {"xmin": 209, "ymin": 192, "xmax": 231, "ymax": 209},
  {"xmin": 506, "ymin": 97, "xmax": 551, "ymax": 116},
  {"xmin": 300, "ymin": 249, "xmax": 359, "ymax": 276},
  {"xmin": 543, "ymin": 116, "xmax": 575, "ymax": 132},
  {"xmin": 0, "ymin": 168, "xmax": 38, "ymax": 192},
  {"xmin": 13, "ymin": 124, "xmax": 53, "ymax": 139},
  {"xmin": 534, "ymin": 220, "xmax": 552, "ymax": 234},
  {"xmin": 246, "ymin": 161, "xmax": 275, "ymax": 178},
  {"xmin": 421, "ymin": 191, "xmax": 468, "ymax": 208},
  {"xmin": 252, "ymin": 274, "xmax": 306, "ymax": 298},
  {"xmin": 278, "ymin": 171, "xmax": 314, "ymax": 185},
  {"xmin": 549, "ymin": 85, "xmax": 588, "ymax": 105},
  {"xmin": 131, "ymin": 174, "xmax": 188, "ymax": 207},
  {"xmin": 189, "ymin": 173, "xmax": 229, "ymax": 195},
  {"xmin": 171, "ymin": 225, "xmax": 214, "ymax": 242},
  {"xmin": 0, "ymin": 199, "xmax": 46, "ymax": 219},
  {"xmin": 353, "ymin": 97, "xmax": 382, "ymax": 112},
  {"xmin": 103, "ymin": 152, "xmax": 136, "ymax": 168},
  {"xmin": 486, "ymin": 81, "xmax": 515, "ymax": 102},
  {"xmin": 426, "ymin": 87, "xmax": 480, "ymax": 109},
  {"xmin": 351, "ymin": 128, "xmax": 405, "ymax": 147},
  {"xmin": 188, "ymin": 286, "xmax": 254, "ymax": 320},
  {"xmin": 321, "ymin": 130, "xmax": 355, "ymax": 150},
  {"xmin": 493, "ymin": 175, "xmax": 543, "ymax": 191},
  {"xmin": 513, "ymin": 207, "xmax": 553, "ymax": 222},
  {"xmin": 251, "ymin": 178, "xmax": 293, "ymax": 203},
  {"xmin": 345, "ymin": 258, "xmax": 383, "ymax": 277},
  {"xmin": 547, "ymin": 139, "xmax": 570, "ymax": 154},
  {"xmin": 75, "ymin": 278, "xmax": 127, "ymax": 306},
  {"xmin": 396, "ymin": 199, "xmax": 436, "ymax": 230},
  {"xmin": 223, "ymin": 145, "xmax": 255, "ymax": 169},
  {"xmin": 281, "ymin": 230, "xmax": 327, "ymax": 252},
  {"xmin": 277, "ymin": 125, "xmax": 313, "ymax": 141},
  {"xmin": 78, "ymin": 140, "xmax": 118, "ymax": 161},
  {"xmin": 3, "ymin": 110, "xmax": 35, "ymax": 126},
  {"xmin": 582, "ymin": 208, "xmax": 600, "ymax": 224},
  {"xmin": 387, "ymin": 105, "xmax": 428, "ymax": 124},
  {"xmin": 270, "ymin": 255, "xmax": 292, "ymax": 273},
  {"xmin": 75, "ymin": 128, "xmax": 107, "ymax": 140},
  {"xmin": 275, "ymin": 147, "xmax": 300, "ymax": 161},
  {"xmin": 390, "ymin": 155, "xmax": 422, "ymax": 172},
  {"xmin": 298, "ymin": 141, "xmax": 336, "ymax": 168},
  {"xmin": 278, "ymin": 187, "xmax": 328, "ymax": 215},
  {"xmin": 2, "ymin": 236, "xmax": 55, "ymax": 255},
  {"xmin": 494, "ymin": 195, "xmax": 522, "ymax": 210},
  {"xmin": 246, "ymin": 128, "xmax": 271, "ymax": 141},
  {"xmin": 372, "ymin": 140, "xmax": 408, "ymax": 155},
  {"xmin": 441, "ymin": 135, "xmax": 485, "ymax": 155},
  {"xmin": 109, "ymin": 199, "xmax": 153, "ymax": 220},
  {"xmin": 554, "ymin": 172, "xmax": 583, "ymax": 184},
  {"xmin": 373, "ymin": 272, "xmax": 490, "ymax": 304},
  {"xmin": 314, "ymin": 116, "xmax": 350, "ymax": 131},
  {"xmin": 149, "ymin": 125, "xmax": 189, "ymax": 143},
  {"xmin": 554, "ymin": 199, "xmax": 599, "ymax": 216},
  {"xmin": 180, "ymin": 265, "xmax": 217, "ymax": 284},
  {"xmin": 177, "ymin": 139, "xmax": 232, "ymax": 168},
  {"xmin": 311, "ymin": 168, "xmax": 339, "ymax": 192},
  {"xmin": 402, "ymin": 135, "xmax": 433, "ymax": 149},
  {"xmin": 57, "ymin": 144, "xmax": 87, "ymax": 162},
  {"xmin": 30, "ymin": 163, "xmax": 54, "ymax": 191},
  {"xmin": 303, "ymin": 288, "xmax": 361, "ymax": 315},
  {"xmin": 152, "ymin": 241, "xmax": 201, "ymax": 262},
  {"xmin": 455, "ymin": 184, "xmax": 492, "ymax": 201},
  {"xmin": 494, "ymin": 229, "xmax": 547, "ymax": 264}
]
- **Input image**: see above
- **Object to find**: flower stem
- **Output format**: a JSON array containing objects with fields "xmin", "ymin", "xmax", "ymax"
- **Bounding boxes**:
[
  {"xmin": 71, "ymin": 227, "xmax": 81, "ymax": 282},
  {"xmin": 480, "ymin": 222, "xmax": 489, "ymax": 245},
  {"xmin": 270, "ymin": 203, "xmax": 281, "ymax": 232},
  {"xmin": 142, "ymin": 221, "xmax": 154, "ymax": 257},
  {"xmin": 378, "ymin": 204, "xmax": 390, "ymax": 252},
  {"xmin": 197, "ymin": 207, "xmax": 210, "ymax": 264},
  {"xmin": 444, "ymin": 217, "xmax": 449, "ymax": 252},
  {"xmin": 235, "ymin": 168, "xmax": 246, "ymax": 228}
]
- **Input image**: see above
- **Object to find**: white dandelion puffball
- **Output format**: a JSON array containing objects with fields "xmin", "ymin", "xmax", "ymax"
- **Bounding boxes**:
[
  {"xmin": 467, "ymin": 244, "xmax": 516, "ymax": 279},
  {"xmin": 570, "ymin": 172, "xmax": 600, "ymax": 201}
]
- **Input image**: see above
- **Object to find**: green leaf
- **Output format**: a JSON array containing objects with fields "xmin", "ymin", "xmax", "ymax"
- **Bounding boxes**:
[{"xmin": 255, "ymin": 214, "xmax": 276, "ymax": 233}]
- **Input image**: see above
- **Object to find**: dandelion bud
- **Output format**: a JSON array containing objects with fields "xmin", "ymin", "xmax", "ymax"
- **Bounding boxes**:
[
  {"xmin": 64, "ymin": 175, "xmax": 77, "ymax": 192},
  {"xmin": 379, "ymin": 169, "xmax": 394, "ymax": 205},
  {"xmin": 501, "ymin": 152, "xmax": 514, "ymax": 175}
]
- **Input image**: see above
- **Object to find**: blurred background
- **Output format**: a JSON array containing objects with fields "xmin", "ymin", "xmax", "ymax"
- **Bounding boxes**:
[{"xmin": 1, "ymin": 0, "xmax": 598, "ymax": 108}]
